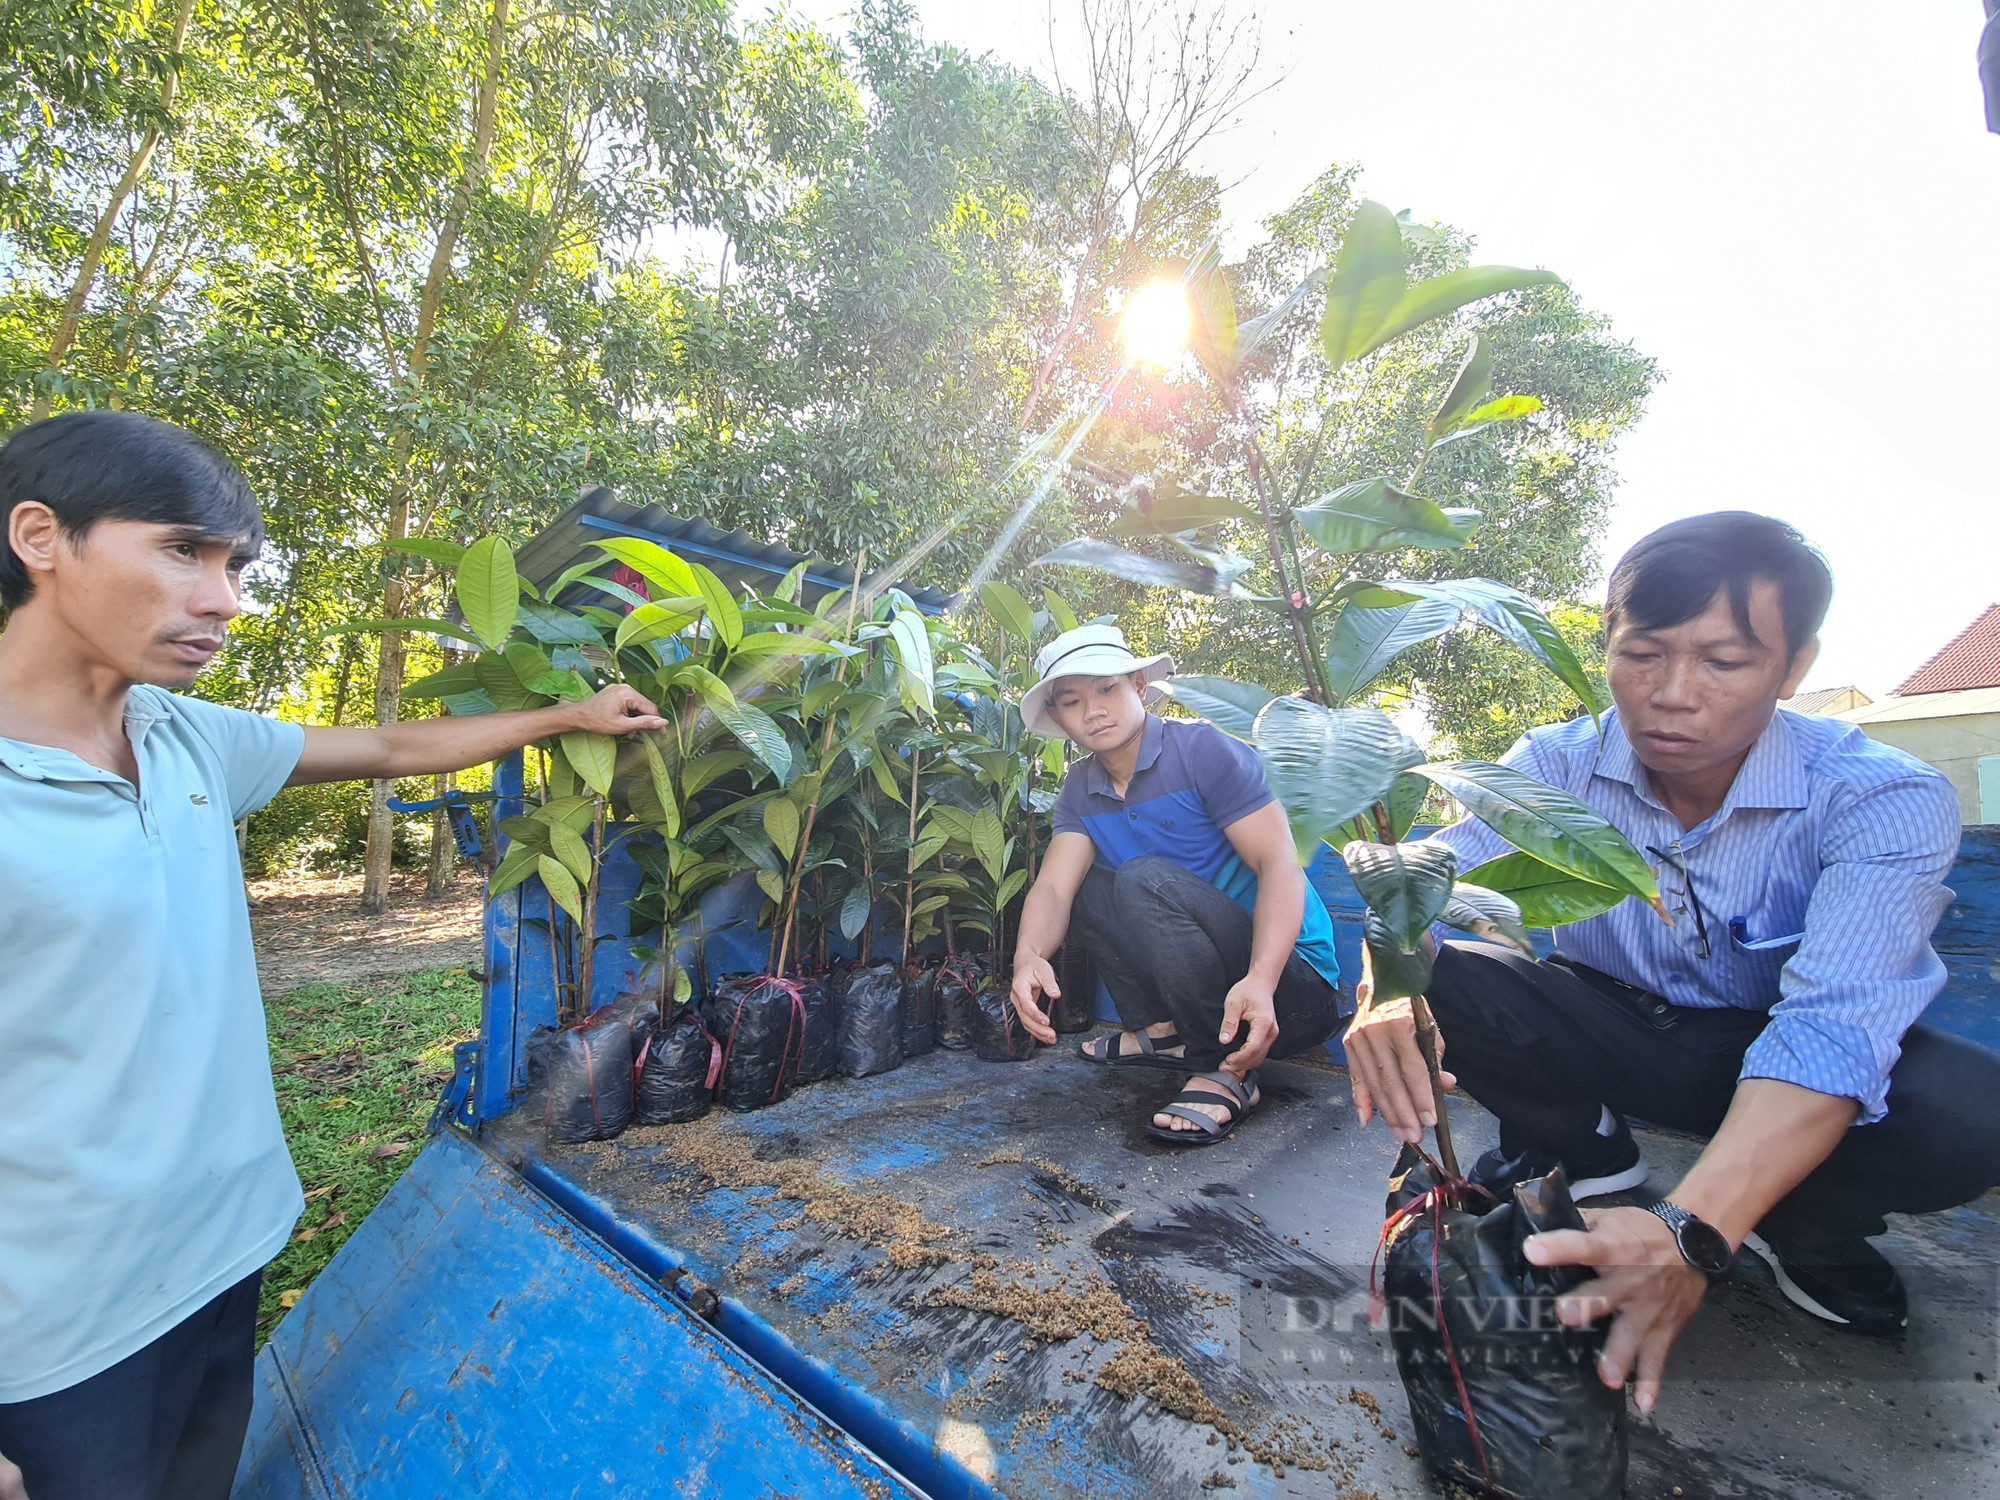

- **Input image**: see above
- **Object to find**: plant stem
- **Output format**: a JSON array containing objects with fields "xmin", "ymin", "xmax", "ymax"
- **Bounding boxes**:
[
  {"xmin": 1232, "ymin": 392, "xmax": 1330, "ymax": 700},
  {"xmin": 1410, "ymin": 992, "xmax": 1459, "ymax": 1178},
  {"xmin": 903, "ymin": 749, "xmax": 921, "ymax": 963},
  {"xmin": 578, "ymin": 795, "xmax": 605, "ymax": 1015}
]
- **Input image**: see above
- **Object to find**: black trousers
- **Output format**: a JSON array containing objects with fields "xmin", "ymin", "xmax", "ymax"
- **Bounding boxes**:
[
  {"xmin": 1068, "ymin": 856, "xmax": 1343, "ymax": 1071},
  {"xmin": 0, "ymin": 1271, "xmax": 261, "ymax": 1500},
  {"xmin": 1426, "ymin": 941, "xmax": 2000, "ymax": 1238}
]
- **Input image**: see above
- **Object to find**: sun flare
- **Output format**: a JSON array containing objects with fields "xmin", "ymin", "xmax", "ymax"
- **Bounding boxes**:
[{"xmin": 1120, "ymin": 279, "xmax": 1191, "ymax": 368}]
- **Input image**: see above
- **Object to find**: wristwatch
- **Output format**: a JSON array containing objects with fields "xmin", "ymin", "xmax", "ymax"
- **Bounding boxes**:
[{"xmin": 1645, "ymin": 1201, "xmax": 1734, "ymax": 1279}]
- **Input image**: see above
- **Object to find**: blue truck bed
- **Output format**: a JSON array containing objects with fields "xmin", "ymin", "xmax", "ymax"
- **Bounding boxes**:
[{"xmin": 235, "ymin": 827, "xmax": 2000, "ymax": 1498}]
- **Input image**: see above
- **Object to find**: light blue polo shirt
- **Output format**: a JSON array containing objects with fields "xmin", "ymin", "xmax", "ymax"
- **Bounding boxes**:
[{"xmin": 0, "ymin": 686, "xmax": 304, "ymax": 1401}]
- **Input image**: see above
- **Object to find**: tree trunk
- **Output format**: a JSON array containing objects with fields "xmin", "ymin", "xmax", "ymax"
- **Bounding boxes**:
[
  {"xmin": 31, "ymin": 0, "xmax": 196, "ymax": 419},
  {"xmin": 426, "ymin": 771, "xmax": 454, "ymax": 896}
]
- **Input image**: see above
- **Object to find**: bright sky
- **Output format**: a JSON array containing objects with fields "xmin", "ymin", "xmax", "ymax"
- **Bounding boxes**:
[{"xmin": 783, "ymin": 0, "xmax": 2000, "ymax": 696}]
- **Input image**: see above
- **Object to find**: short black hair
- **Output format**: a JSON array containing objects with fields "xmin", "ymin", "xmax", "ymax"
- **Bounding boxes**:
[
  {"xmin": 1606, "ymin": 511, "xmax": 1830, "ymax": 662},
  {"xmin": 0, "ymin": 410, "xmax": 264, "ymax": 612}
]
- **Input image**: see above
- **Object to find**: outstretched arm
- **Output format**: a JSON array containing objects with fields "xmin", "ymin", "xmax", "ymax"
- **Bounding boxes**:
[{"xmin": 286, "ymin": 685, "xmax": 667, "ymax": 786}]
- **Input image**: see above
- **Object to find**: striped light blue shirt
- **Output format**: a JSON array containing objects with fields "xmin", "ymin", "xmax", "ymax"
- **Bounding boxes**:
[{"xmin": 1429, "ymin": 708, "xmax": 1961, "ymax": 1125}]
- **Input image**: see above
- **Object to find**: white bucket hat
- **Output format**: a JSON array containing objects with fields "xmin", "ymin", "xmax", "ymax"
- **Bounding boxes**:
[{"xmin": 1018, "ymin": 623, "xmax": 1176, "ymax": 737}]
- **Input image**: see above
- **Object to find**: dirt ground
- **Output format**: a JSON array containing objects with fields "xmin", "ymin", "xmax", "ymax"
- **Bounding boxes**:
[{"xmin": 250, "ymin": 870, "xmax": 484, "ymax": 995}]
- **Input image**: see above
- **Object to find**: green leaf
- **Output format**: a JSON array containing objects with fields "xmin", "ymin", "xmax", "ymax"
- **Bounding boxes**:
[
  {"xmin": 689, "ymin": 563, "xmax": 743, "ymax": 648},
  {"xmin": 682, "ymin": 750, "xmax": 754, "ymax": 799},
  {"xmin": 546, "ymin": 821, "xmax": 595, "ymax": 885},
  {"xmin": 1033, "ymin": 538, "xmax": 1249, "ymax": 597},
  {"xmin": 488, "ymin": 842, "xmax": 541, "ymax": 899},
  {"xmin": 1189, "ymin": 266, "xmax": 1239, "ymax": 381},
  {"xmin": 839, "ymin": 882, "xmax": 872, "ymax": 943},
  {"xmin": 387, "ymin": 536, "xmax": 467, "ymax": 568},
  {"xmin": 1293, "ymin": 477, "xmax": 1475, "ymax": 556},
  {"xmin": 615, "ymin": 599, "xmax": 704, "ymax": 653},
  {"xmin": 1370, "ymin": 265, "xmax": 1562, "ymax": 356},
  {"xmin": 1106, "ymin": 480, "xmax": 1258, "ymax": 538},
  {"xmin": 473, "ymin": 654, "xmax": 540, "ymax": 712},
  {"xmin": 1464, "ymin": 852, "xmax": 1630, "ymax": 929},
  {"xmin": 728, "ymin": 631, "xmax": 841, "ymax": 658},
  {"xmin": 525, "ymin": 669, "xmax": 593, "ymax": 703},
  {"xmin": 755, "ymin": 869, "xmax": 785, "ymax": 907},
  {"xmin": 997, "ymin": 868, "xmax": 1030, "ymax": 908},
  {"xmin": 559, "ymin": 732, "xmax": 617, "ymax": 797},
  {"xmin": 888, "ymin": 609, "xmax": 935, "ymax": 715},
  {"xmin": 1367, "ymin": 578, "xmax": 1603, "ymax": 721},
  {"xmin": 1252, "ymin": 697, "xmax": 1426, "ymax": 860},
  {"xmin": 1462, "ymin": 394, "xmax": 1543, "ymax": 426},
  {"xmin": 1236, "ymin": 267, "xmax": 1325, "ymax": 357},
  {"xmin": 1342, "ymin": 839, "xmax": 1458, "ymax": 952},
  {"xmin": 1414, "ymin": 761, "xmax": 1660, "ymax": 904},
  {"xmin": 514, "ymin": 600, "xmax": 606, "ymax": 647},
  {"xmin": 970, "ymin": 806, "xmax": 1006, "ymax": 882},
  {"xmin": 639, "ymin": 735, "xmax": 681, "ymax": 838},
  {"xmin": 1041, "ymin": 589, "xmax": 1078, "ymax": 632},
  {"xmin": 1363, "ymin": 912, "xmax": 1435, "ymax": 1002},
  {"xmin": 689, "ymin": 676, "xmax": 793, "ymax": 785},
  {"xmin": 502, "ymin": 640, "xmax": 553, "ymax": 687},
  {"xmin": 457, "ymin": 537, "xmax": 520, "ymax": 652},
  {"xmin": 867, "ymin": 747, "xmax": 906, "ymax": 805},
  {"xmin": 531, "ymin": 793, "xmax": 597, "ymax": 832},
  {"xmin": 978, "ymin": 580, "xmax": 1035, "ymax": 639},
  {"xmin": 326, "ymin": 617, "xmax": 482, "ymax": 648},
  {"xmin": 1319, "ymin": 200, "xmax": 1409, "ymax": 374},
  {"xmin": 589, "ymin": 538, "xmax": 700, "ymax": 598},
  {"xmin": 1439, "ymin": 882, "xmax": 1534, "ymax": 955},
  {"xmin": 774, "ymin": 560, "xmax": 810, "ymax": 604},
  {"xmin": 1321, "ymin": 597, "xmax": 1466, "ymax": 703},
  {"xmin": 402, "ymin": 662, "xmax": 480, "ymax": 702},
  {"xmin": 909, "ymin": 831, "xmax": 950, "ymax": 869},
  {"xmin": 1157, "ymin": 675, "xmax": 1274, "ymax": 741},
  {"xmin": 1334, "ymin": 771, "xmax": 1430, "ymax": 848},
  {"xmin": 538, "ymin": 855, "xmax": 584, "ymax": 926},
  {"xmin": 763, "ymin": 798, "xmax": 800, "ymax": 862},
  {"xmin": 1427, "ymin": 335, "xmax": 1494, "ymax": 441}
]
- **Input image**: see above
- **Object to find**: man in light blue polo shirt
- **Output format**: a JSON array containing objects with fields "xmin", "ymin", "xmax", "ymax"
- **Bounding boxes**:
[
  {"xmin": 0, "ymin": 411, "xmax": 667, "ymax": 1500},
  {"xmin": 1008, "ymin": 624, "xmax": 1343, "ymax": 1146}
]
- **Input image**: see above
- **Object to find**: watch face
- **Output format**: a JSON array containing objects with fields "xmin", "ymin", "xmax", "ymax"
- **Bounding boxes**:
[{"xmin": 1678, "ymin": 1218, "xmax": 1734, "ymax": 1277}]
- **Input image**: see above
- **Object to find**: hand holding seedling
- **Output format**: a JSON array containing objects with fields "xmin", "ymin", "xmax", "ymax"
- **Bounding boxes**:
[{"xmin": 1008, "ymin": 958, "xmax": 1060, "ymax": 1046}]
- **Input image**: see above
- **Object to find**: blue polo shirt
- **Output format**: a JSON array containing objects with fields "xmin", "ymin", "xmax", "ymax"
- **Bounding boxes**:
[
  {"xmin": 1052, "ymin": 714, "xmax": 1342, "ymax": 988},
  {"xmin": 0, "ymin": 687, "xmax": 304, "ymax": 1401}
]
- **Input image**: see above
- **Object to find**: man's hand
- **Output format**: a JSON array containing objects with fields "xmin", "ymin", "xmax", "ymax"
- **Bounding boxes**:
[
  {"xmin": 1009, "ymin": 956, "xmax": 1060, "ymax": 1045},
  {"xmin": 1341, "ymin": 982, "xmax": 1455, "ymax": 1144},
  {"xmin": 1525, "ymin": 1205, "xmax": 1708, "ymax": 1415},
  {"xmin": 563, "ymin": 684, "xmax": 667, "ymax": 737},
  {"xmin": 1219, "ymin": 976, "xmax": 1279, "ymax": 1077},
  {"xmin": 1, "ymin": 1448, "xmax": 29, "ymax": 1500}
]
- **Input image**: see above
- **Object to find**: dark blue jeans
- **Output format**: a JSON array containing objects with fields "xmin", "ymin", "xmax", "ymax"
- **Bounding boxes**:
[
  {"xmin": 0, "ymin": 1270, "xmax": 261, "ymax": 1500},
  {"xmin": 1068, "ymin": 856, "xmax": 1342, "ymax": 1072}
]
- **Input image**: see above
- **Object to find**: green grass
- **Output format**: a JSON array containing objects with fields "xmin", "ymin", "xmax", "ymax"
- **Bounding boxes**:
[{"xmin": 259, "ymin": 965, "xmax": 480, "ymax": 1342}]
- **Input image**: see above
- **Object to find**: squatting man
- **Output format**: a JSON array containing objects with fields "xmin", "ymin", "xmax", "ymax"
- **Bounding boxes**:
[{"xmin": 1344, "ymin": 511, "xmax": 2000, "ymax": 1414}]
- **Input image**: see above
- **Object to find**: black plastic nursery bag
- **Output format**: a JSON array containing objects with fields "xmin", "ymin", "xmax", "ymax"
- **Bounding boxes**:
[
  {"xmin": 1377, "ymin": 1146, "xmax": 1627, "ymax": 1500},
  {"xmin": 971, "ymin": 981, "xmax": 1037, "ymax": 1062},
  {"xmin": 1048, "ymin": 943, "xmax": 1098, "ymax": 1034},
  {"xmin": 634, "ymin": 1006, "xmax": 723, "ymax": 1126},
  {"xmin": 900, "ymin": 960, "xmax": 941, "ymax": 1057},
  {"xmin": 933, "ymin": 955, "xmax": 988, "ymax": 1052},
  {"xmin": 529, "ymin": 1005, "xmax": 635, "ymax": 1144},
  {"xmin": 837, "ymin": 963, "xmax": 905, "ymax": 1078},
  {"xmin": 704, "ymin": 974, "xmax": 809, "ymax": 1111},
  {"xmin": 798, "ymin": 976, "xmax": 840, "ymax": 1084}
]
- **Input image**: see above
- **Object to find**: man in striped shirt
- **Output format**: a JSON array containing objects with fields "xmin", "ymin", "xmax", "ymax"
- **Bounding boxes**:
[{"xmin": 1343, "ymin": 512, "xmax": 2000, "ymax": 1411}]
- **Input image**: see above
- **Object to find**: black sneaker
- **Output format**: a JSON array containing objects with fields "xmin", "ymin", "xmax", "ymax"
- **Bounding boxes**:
[
  {"xmin": 1468, "ymin": 1119, "xmax": 1649, "ymax": 1201},
  {"xmin": 1740, "ymin": 1225, "xmax": 1908, "ymax": 1335}
]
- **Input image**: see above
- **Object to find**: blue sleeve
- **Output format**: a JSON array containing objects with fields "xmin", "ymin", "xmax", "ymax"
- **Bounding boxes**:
[
  {"xmin": 167, "ymin": 692, "xmax": 306, "ymax": 821},
  {"xmin": 1740, "ymin": 774, "xmax": 1961, "ymax": 1125},
  {"xmin": 1191, "ymin": 722, "xmax": 1274, "ymax": 829},
  {"xmin": 1051, "ymin": 767, "xmax": 1088, "ymax": 838}
]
